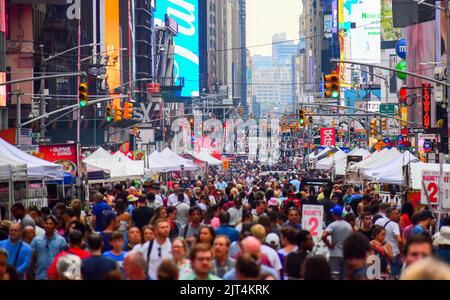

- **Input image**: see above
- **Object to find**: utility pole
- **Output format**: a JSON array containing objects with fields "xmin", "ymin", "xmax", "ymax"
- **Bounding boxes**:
[
  {"xmin": 14, "ymin": 91, "xmax": 23, "ymax": 146},
  {"xmin": 40, "ymin": 44, "xmax": 46, "ymax": 138},
  {"xmin": 446, "ymin": 0, "xmax": 450, "ymax": 154}
]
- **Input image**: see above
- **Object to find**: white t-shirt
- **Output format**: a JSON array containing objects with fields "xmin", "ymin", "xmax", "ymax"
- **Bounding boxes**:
[
  {"xmin": 139, "ymin": 239, "xmax": 173, "ymax": 279},
  {"xmin": 228, "ymin": 207, "xmax": 242, "ymax": 226},
  {"xmin": 375, "ymin": 218, "xmax": 401, "ymax": 256},
  {"xmin": 35, "ymin": 226, "xmax": 45, "ymax": 237},
  {"xmin": 155, "ymin": 194, "xmax": 164, "ymax": 206},
  {"xmin": 383, "ymin": 195, "xmax": 401, "ymax": 209},
  {"xmin": 261, "ymin": 244, "xmax": 282, "ymax": 271},
  {"xmin": 168, "ymin": 193, "xmax": 189, "ymax": 206},
  {"xmin": 174, "ymin": 202, "xmax": 190, "ymax": 227}
]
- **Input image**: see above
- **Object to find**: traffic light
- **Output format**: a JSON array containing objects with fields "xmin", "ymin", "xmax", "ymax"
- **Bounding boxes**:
[
  {"xmin": 399, "ymin": 85, "xmax": 408, "ymax": 103},
  {"xmin": 324, "ymin": 71, "xmax": 340, "ymax": 99},
  {"xmin": 188, "ymin": 116, "xmax": 194, "ymax": 129},
  {"xmin": 299, "ymin": 109, "xmax": 306, "ymax": 126},
  {"xmin": 370, "ymin": 119, "xmax": 378, "ymax": 136},
  {"xmin": 79, "ymin": 83, "xmax": 88, "ymax": 107},
  {"xmin": 114, "ymin": 103, "xmax": 123, "ymax": 122},
  {"xmin": 106, "ymin": 105, "xmax": 113, "ymax": 122},
  {"xmin": 308, "ymin": 115, "xmax": 313, "ymax": 126},
  {"xmin": 123, "ymin": 102, "xmax": 134, "ymax": 120},
  {"xmin": 382, "ymin": 118, "xmax": 387, "ymax": 131}
]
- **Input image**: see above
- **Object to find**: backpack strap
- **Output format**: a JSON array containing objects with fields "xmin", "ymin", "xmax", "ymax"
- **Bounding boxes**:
[
  {"xmin": 146, "ymin": 240, "xmax": 155, "ymax": 265},
  {"xmin": 13, "ymin": 241, "xmax": 23, "ymax": 268},
  {"xmin": 183, "ymin": 224, "xmax": 190, "ymax": 239},
  {"xmin": 384, "ymin": 220, "xmax": 392, "ymax": 228}
]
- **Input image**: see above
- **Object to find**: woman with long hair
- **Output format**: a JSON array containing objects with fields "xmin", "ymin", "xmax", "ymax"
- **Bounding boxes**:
[
  {"xmin": 196, "ymin": 225, "xmax": 216, "ymax": 247},
  {"xmin": 371, "ymin": 225, "xmax": 393, "ymax": 278},
  {"xmin": 150, "ymin": 206, "xmax": 168, "ymax": 226},
  {"xmin": 115, "ymin": 198, "xmax": 131, "ymax": 241},
  {"xmin": 167, "ymin": 206, "xmax": 180, "ymax": 239}
]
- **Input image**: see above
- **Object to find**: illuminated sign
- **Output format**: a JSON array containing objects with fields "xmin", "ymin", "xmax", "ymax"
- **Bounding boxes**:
[
  {"xmin": 104, "ymin": 0, "xmax": 121, "ymax": 90},
  {"xmin": 155, "ymin": 0, "xmax": 200, "ymax": 97},
  {"xmin": 422, "ymin": 83, "xmax": 431, "ymax": 129}
]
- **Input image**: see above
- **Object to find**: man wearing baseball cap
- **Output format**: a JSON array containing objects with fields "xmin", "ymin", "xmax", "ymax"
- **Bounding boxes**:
[{"xmin": 321, "ymin": 205, "xmax": 353, "ymax": 279}]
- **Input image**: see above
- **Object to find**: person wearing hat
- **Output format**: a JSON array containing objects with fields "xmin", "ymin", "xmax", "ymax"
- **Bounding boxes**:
[
  {"xmin": 56, "ymin": 254, "xmax": 82, "ymax": 280},
  {"xmin": 321, "ymin": 205, "xmax": 353, "ymax": 279},
  {"xmin": 411, "ymin": 210, "xmax": 435, "ymax": 236},
  {"xmin": 433, "ymin": 217, "xmax": 450, "ymax": 264},
  {"xmin": 126, "ymin": 194, "xmax": 139, "ymax": 215}
]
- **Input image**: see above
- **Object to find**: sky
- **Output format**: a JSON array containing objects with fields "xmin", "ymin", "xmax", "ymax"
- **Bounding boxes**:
[{"xmin": 246, "ymin": 0, "xmax": 302, "ymax": 57}]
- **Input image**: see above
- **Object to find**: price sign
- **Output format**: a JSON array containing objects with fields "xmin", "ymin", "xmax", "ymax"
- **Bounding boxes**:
[
  {"xmin": 421, "ymin": 170, "xmax": 444, "ymax": 206},
  {"xmin": 302, "ymin": 205, "xmax": 324, "ymax": 238}
]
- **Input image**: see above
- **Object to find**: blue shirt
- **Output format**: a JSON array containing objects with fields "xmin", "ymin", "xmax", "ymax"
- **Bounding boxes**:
[
  {"xmin": 0, "ymin": 239, "xmax": 32, "ymax": 278},
  {"xmin": 215, "ymin": 225, "xmax": 240, "ymax": 243},
  {"xmin": 411, "ymin": 224, "xmax": 427, "ymax": 236},
  {"xmin": 103, "ymin": 251, "xmax": 127, "ymax": 269},
  {"xmin": 290, "ymin": 179, "xmax": 301, "ymax": 192},
  {"xmin": 92, "ymin": 200, "xmax": 112, "ymax": 232},
  {"xmin": 223, "ymin": 265, "xmax": 280, "ymax": 280},
  {"xmin": 31, "ymin": 233, "xmax": 67, "ymax": 280},
  {"xmin": 217, "ymin": 181, "xmax": 227, "ymax": 191}
]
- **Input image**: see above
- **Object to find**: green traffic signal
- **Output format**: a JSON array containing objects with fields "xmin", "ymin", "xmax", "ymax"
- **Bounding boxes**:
[
  {"xmin": 331, "ymin": 91, "xmax": 339, "ymax": 98},
  {"xmin": 80, "ymin": 100, "xmax": 87, "ymax": 107},
  {"xmin": 106, "ymin": 116, "xmax": 112, "ymax": 122},
  {"xmin": 299, "ymin": 118, "xmax": 305, "ymax": 125}
]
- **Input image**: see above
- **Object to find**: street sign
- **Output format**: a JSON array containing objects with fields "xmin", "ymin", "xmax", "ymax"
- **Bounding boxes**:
[
  {"xmin": 36, "ymin": 137, "xmax": 52, "ymax": 144},
  {"xmin": 418, "ymin": 134, "xmax": 437, "ymax": 140},
  {"xmin": 366, "ymin": 101, "xmax": 381, "ymax": 112},
  {"xmin": 379, "ymin": 104, "xmax": 396, "ymax": 115},
  {"xmin": 302, "ymin": 205, "xmax": 324, "ymax": 239},
  {"xmin": 408, "ymin": 128, "xmax": 425, "ymax": 135}
]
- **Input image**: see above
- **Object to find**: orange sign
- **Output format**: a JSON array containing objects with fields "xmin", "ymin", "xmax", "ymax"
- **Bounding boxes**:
[{"xmin": 104, "ymin": 0, "xmax": 121, "ymax": 90}]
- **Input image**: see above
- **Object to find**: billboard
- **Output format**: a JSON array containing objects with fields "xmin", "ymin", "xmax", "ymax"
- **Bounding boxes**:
[
  {"xmin": 155, "ymin": 0, "xmax": 199, "ymax": 97},
  {"xmin": 104, "ymin": 0, "xmax": 121, "ymax": 90},
  {"xmin": 344, "ymin": 0, "xmax": 381, "ymax": 63},
  {"xmin": 34, "ymin": 144, "xmax": 78, "ymax": 176},
  {"xmin": 381, "ymin": 0, "xmax": 402, "ymax": 42}
]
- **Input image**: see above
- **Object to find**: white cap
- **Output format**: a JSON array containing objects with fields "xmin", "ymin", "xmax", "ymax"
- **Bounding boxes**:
[
  {"xmin": 265, "ymin": 233, "xmax": 280, "ymax": 249},
  {"xmin": 57, "ymin": 254, "xmax": 82, "ymax": 280}
]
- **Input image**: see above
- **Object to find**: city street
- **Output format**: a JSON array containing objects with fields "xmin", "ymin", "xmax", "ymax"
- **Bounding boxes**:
[{"xmin": 1, "ymin": 0, "xmax": 450, "ymax": 283}]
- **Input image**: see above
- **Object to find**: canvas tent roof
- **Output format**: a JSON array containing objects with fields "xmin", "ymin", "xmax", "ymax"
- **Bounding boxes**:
[
  {"xmin": 0, "ymin": 138, "xmax": 63, "ymax": 180},
  {"xmin": 316, "ymin": 149, "xmax": 347, "ymax": 170},
  {"xmin": 186, "ymin": 149, "xmax": 223, "ymax": 166},
  {"xmin": 363, "ymin": 151, "xmax": 419, "ymax": 183},
  {"xmin": 348, "ymin": 148, "xmax": 389, "ymax": 173}
]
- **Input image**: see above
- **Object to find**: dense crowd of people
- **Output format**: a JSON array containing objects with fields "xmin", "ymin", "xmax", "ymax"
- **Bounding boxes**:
[{"xmin": 1, "ymin": 161, "xmax": 450, "ymax": 280}]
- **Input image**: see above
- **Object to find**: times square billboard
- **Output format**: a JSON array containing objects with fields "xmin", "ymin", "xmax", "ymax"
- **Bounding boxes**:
[{"xmin": 155, "ymin": 0, "xmax": 200, "ymax": 98}]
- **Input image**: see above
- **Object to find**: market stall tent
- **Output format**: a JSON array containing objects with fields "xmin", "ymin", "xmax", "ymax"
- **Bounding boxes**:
[
  {"xmin": 363, "ymin": 151, "xmax": 420, "ymax": 184},
  {"xmin": 316, "ymin": 149, "xmax": 347, "ymax": 170},
  {"xmin": 0, "ymin": 154, "xmax": 27, "ymax": 182},
  {"xmin": 0, "ymin": 138, "xmax": 63, "ymax": 180},
  {"xmin": 358, "ymin": 148, "xmax": 402, "ymax": 172},
  {"xmin": 185, "ymin": 149, "xmax": 223, "ymax": 166},
  {"xmin": 347, "ymin": 148, "xmax": 389, "ymax": 173}
]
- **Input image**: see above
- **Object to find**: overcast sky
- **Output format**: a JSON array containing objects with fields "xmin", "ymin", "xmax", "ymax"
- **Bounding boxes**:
[{"xmin": 246, "ymin": 0, "xmax": 302, "ymax": 56}]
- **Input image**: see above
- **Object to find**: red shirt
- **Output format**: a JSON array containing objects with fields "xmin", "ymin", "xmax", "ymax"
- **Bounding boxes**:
[{"xmin": 47, "ymin": 247, "xmax": 91, "ymax": 280}]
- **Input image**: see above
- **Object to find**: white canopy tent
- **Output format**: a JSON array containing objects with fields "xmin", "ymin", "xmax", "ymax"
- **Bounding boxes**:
[
  {"xmin": 308, "ymin": 147, "xmax": 332, "ymax": 160},
  {"xmin": 84, "ymin": 148, "xmax": 144, "ymax": 181},
  {"xmin": 147, "ymin": 149, "xmax": 199, "ymax": 172},
  {"xmin": 348, "ymin": 148, "xmax": 371, "ymax": 158},
  {"xmin": 358, "ymin": 148, "xmax": 402, "ymax": 173},
  {"xmin": 316, "ymin": 149, "xmax": 347, "ymax": 170},
  {"xmin": 159, "ymin": 148, "xmax": 199, "ymax": 171},
  {"xmin": 348, "ymin": 148, "xmax": 390, "ymax": 173},
  {"xmin": 186, "ymin": 149, "xmax": 223, "ymax": 166},
  {"xmin": 0, "ymin": 138, "xmax": 63, "ymax": 180},
  {"xmin": 0, "ymin": 154, "xmax": 27, "ymax": 182},
  {"xmin": 363, "ymin": 151, "xmax": 420, "ymax": 184}
]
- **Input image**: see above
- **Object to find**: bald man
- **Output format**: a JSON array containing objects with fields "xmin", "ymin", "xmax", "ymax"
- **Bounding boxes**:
[
  {"xmin": 0, "ymin": 223, "xmax": 32, "ymax": 278},
  {"xmin": 123, "ymin": 251, "xmax": 148, "ymax": 280},
  {"xmin": 23, "ymin": 226, "xmax": 36, "ymax": 245},
  {"xmin": 222, "ymin": 236, "xmax": 280, "ymax": 280}
]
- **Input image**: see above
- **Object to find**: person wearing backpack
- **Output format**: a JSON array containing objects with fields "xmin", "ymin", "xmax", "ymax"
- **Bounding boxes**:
[
  {"xmin": 0, "ymin": 222, "xmax": 32, "ymax": 279},
  {"xmin": 374, "ymin": 207, "xmax": 403, "ymax": 278},
  {"xmin": 139, "ymin": 219, "xmax": 172, "ymax": 279}
]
